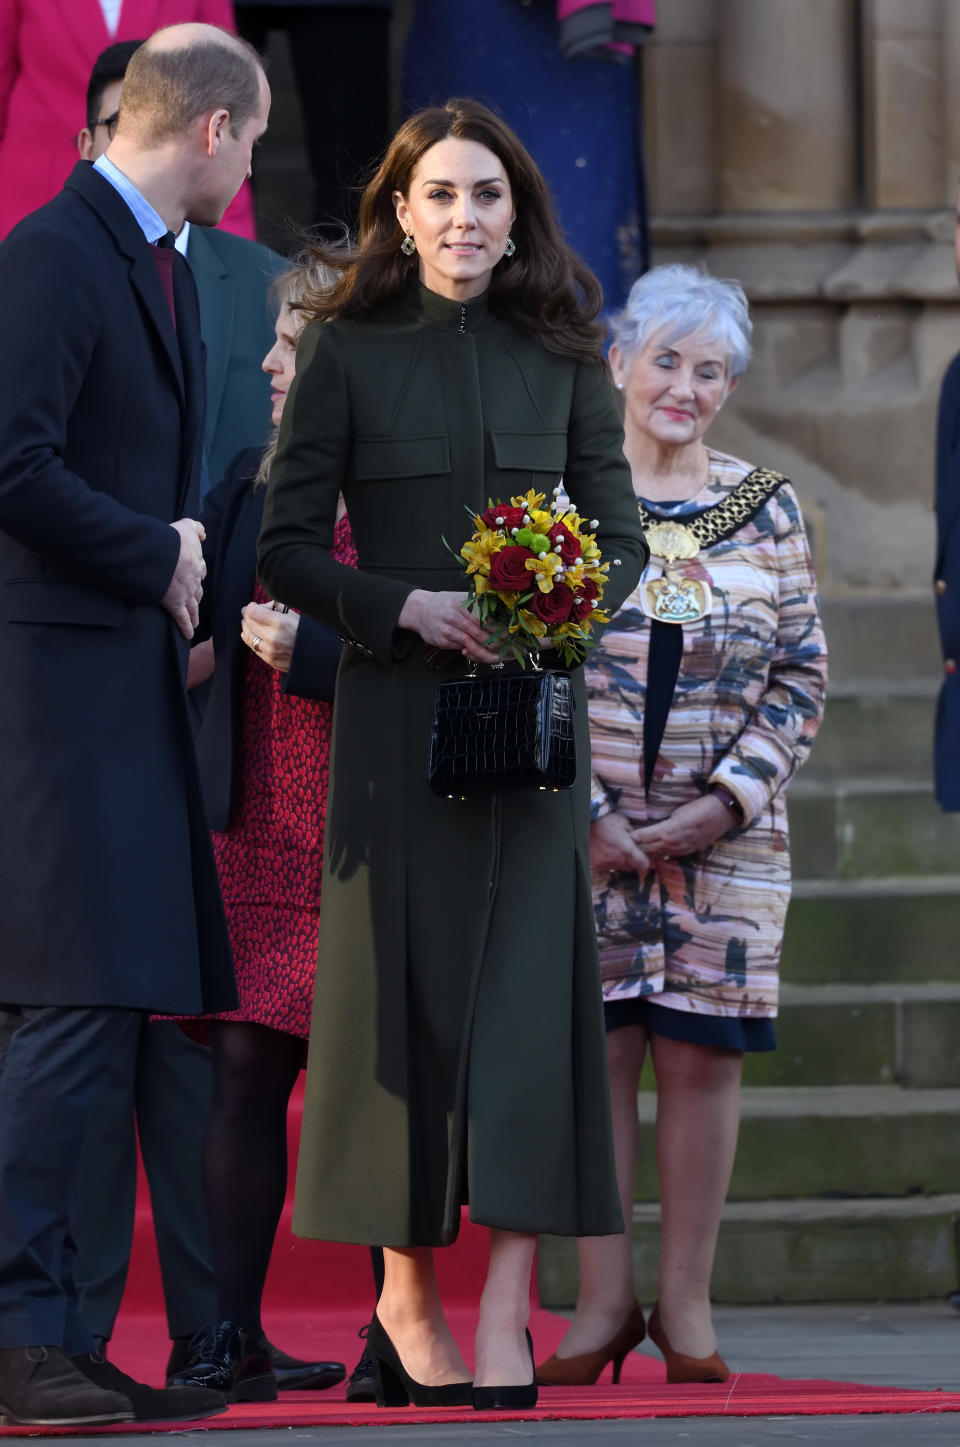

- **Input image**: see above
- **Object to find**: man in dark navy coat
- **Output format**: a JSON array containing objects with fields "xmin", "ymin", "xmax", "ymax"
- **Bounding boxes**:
[
  {"xmin": 0, "ymin": 23, "xmax": 270, "ymax": 1428},
  {"xmin": 935, "ymin": 225, "xmax": 960, "ymax": 813}
]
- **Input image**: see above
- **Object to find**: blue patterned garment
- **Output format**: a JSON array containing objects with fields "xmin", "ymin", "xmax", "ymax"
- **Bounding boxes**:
[{"xmin": 403, "ymin": 0, "xmax": 646, "ymax": 308}]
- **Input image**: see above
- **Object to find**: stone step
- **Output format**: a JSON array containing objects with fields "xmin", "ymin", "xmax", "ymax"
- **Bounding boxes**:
[
  {"xmin": 633, "ymin": 983, "xmax": 960, "ymax": 1089},
  {"xmin": 537, "ymin": 1194, "xmax": 960, "ymax": 1307},
  {"xmin": 805, "ymin": 687, "xmax": 936, "ymax": 785},
  {"xmin": 788, "ymin": 780, "xmax": 960, "ymax": 880},
  {"xmin": 632, "ymin": 1086, "xmax": 960, "ymax": 1202},
  {"xmin": 782, "ymin": 877, "xmax": 960, "ymax": 983},
  {"xmin": 819, "ymin": 595, "xmax": 940, "ymax": 689}
]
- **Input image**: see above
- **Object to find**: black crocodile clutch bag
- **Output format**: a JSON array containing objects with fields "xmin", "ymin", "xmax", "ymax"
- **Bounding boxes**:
[{"xmin": 427, "ymin": 670, "xmax": 577, "ymax": 797}]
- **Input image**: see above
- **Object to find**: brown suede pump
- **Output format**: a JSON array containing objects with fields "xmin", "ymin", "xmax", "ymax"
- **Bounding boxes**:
[
  {"xmin": 648, "ymin": 1304, "xmax": 729, "ymax": 1384},
  {"xmin": 535, "ymin": 1301, "xmax": 646, "ymax": 1386}
]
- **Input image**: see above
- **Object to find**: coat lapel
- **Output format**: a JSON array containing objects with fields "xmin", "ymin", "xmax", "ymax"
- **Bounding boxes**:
[
  {"xmin": 50, "ymin": 0, "xmax": 109, "ymax": 74},
  {"xmin": 65, "ymin": 163, "xmax": 185, "ymax": 401},
  {"xmin": 187, "ymin": 228, "xmax": 235, "ymax": 461}
]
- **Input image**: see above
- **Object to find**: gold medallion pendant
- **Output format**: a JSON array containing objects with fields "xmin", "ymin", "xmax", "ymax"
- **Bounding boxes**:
[{"xmin": 640, "ymin": 520, "xmax": 713, "ymax": 625}]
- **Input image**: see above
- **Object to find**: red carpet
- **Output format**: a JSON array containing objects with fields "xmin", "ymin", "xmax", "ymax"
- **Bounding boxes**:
[{"xmin": 3, "ymin": 1080, "xmax": 959, "ymax": 1431}]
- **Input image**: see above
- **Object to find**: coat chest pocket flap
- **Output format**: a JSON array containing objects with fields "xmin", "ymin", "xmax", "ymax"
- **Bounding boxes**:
[
  {"xmin": 491, "ymin": 430, "xmax": 567, "ymax": 473},
  {"xmin": 354, "ymin": 434, "xmax": 451, "ymax": 480},
  {"xmin": 2, "ymin": 578, "xmax": 126, "ymax": 627}
]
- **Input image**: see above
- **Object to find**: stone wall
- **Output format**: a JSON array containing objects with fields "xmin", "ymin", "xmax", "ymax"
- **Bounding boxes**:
[{"xmin": 643, "ymin": 0, "xmax": 960, "ymax": 604}]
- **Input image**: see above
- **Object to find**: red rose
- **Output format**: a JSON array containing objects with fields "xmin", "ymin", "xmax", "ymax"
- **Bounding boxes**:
[
  {"xmin": 548, "ymin": 522, "xmax": 583, "ymax": 563},
  {"xmin": 570, "ymin": 575, "xmax": 600, "ymax": 623},
  {"xmin": 482, "ymin": 504, "xmax": 526, "ymax": 533},
  {"xmin": 488, "ymin": 545, "xmax": 537, "ymax": 591},
  {"xmin": 530, "ymin": 584, "xmax": 574, "ymax": 625}
]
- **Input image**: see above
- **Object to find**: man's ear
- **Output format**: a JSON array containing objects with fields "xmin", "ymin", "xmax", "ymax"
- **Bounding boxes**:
[
  {"xmin": 77, "ymin": 127, "xmax": 94, "ymax": 161},
  {"xmin": 205, "ymin": 107, "xmax": 231, "ymax": 158}
]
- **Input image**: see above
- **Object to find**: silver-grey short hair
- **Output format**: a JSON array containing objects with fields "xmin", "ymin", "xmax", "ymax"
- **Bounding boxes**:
[{"xmin": 609, "ymin": 264, "xmax": 753, "ymax": 380}]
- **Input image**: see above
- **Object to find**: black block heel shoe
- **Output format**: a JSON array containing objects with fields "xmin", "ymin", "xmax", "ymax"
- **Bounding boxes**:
[
  {"xmin": 472, "ymin": 1330, "xmax": 538, "ymax": 1412},
  {"xmin": 366, "ymin": 1314, "xmax": 472, "ymax": 1408}
]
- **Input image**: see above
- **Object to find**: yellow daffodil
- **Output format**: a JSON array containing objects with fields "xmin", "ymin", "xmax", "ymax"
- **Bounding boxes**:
[
  {"xmin": 509, "ymin": 607, "xmax": 547, "ymax": 638},
  {"xmin": 511, "ymin": 489, "xmax": 546, "ymax": 514},
  {"xmin": 525, "ymin": 552, "xmax": 563, "ymax": 592}
]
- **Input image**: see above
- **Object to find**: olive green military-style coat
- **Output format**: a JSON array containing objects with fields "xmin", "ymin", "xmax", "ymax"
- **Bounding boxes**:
[{"xmin": 258, "ymin": 280, "xmax": 648, "ymax": 1247}]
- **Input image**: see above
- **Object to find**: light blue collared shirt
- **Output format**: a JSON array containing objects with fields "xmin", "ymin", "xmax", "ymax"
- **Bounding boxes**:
[{"xmin": 93, "ymin": 154, "xmax": 168, "ymax": 245}]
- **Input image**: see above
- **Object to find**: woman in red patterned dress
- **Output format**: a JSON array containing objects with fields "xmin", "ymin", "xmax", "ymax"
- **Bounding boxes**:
[{"xmin": 170, "ymin": 258, "xmax": 354, "ymax": 1402}]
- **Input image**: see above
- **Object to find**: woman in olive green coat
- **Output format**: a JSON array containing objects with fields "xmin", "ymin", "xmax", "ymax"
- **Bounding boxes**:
[{"xmin": 258, "ymin": 99, "xmax": 648, "ymax": 1407}]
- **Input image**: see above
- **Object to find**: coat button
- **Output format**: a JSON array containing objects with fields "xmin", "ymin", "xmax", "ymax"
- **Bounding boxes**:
[
  {"xmin": 936, "ymin": 579, "xmax": 948, "ymax": 595},
  {"xmin": 946, "ymin": 659, "xmax": 957, "ymax": 674}
]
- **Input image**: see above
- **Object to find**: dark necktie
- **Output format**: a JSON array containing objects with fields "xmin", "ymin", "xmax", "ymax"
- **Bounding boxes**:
[{"xmin": 151, "ymin": 231, "xmax": 177, "ymax": 330}]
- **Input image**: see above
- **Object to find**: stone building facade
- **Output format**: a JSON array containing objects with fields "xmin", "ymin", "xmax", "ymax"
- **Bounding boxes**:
[{"xmin": 644, "ymin": 0, "xmax": 959, "ymax": 604}]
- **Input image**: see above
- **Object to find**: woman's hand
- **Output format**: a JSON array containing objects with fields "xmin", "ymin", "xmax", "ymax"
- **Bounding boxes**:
[
  {"xmin": 240, "ymin": 601, "xmax": 301, "ymax": 673},
  {"xmin": 590, "ymin": 812, "xmax": 651, "ymax": 876},
  {"xmin": 398, "ymin": 589, "xmax": 501, "ymax": 663},
  {"xmin": 632, "ymin": 794, "xmax": 733, "ymax": 861},
  {"xmin": 187, "ymin": 638, "xmax": 215, "ymax": 690}
]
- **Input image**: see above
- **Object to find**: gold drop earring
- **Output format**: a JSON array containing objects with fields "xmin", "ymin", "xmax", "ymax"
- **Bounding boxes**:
[{"xmin": 400, "ymin": 232, "xmax": 417, "ymax": 256}]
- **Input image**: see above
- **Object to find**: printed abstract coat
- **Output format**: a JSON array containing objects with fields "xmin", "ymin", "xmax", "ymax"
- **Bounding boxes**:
[{"xmin": 588, "ymin": 449, "xmax": 827, "ymax": 1019}]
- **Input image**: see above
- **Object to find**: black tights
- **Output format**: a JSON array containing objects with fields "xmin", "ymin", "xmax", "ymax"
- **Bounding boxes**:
[{"xmin": 204, "ymin": 1021, "xmax": 303, "ymax": 1331}]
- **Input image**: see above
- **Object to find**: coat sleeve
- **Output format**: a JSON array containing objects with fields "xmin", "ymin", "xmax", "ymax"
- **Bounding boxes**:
[
  {"xmin": 0, "ymin": 228, "xmax": 179, "ymax": 602},
  {"xmin": 563, "ymin": 359, "xmax": 649, "ymax": 621},
  {"xmin": 709, "ymin": 486, "xmax": 828, "ymax": 825},
  {"xmin": 258, "ymin": 322, "xmax": 415, "ymax": 668},
  {"xmin": 282, "ymin": 616, "xmax": 343, "ymax": 702}
]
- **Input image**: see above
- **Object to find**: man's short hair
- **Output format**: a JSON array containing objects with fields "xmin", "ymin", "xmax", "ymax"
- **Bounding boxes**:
[
  {"xmin": 119, "ymin": 30, "xmax": 264, "ymax": 145},
  {"xmin": 86, "ymin": 39, "xmax": 144, "ymax": 130}
]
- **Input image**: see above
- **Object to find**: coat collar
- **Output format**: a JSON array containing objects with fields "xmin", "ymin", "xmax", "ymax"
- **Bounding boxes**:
[{"xmin": 399, "ymin": 278, "xmax": 494, "ymax": 333}]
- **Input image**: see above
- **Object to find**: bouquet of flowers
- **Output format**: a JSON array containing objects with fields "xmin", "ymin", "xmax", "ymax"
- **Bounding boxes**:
[{"xmin": 454, "ymin": 487, "xmax": 613, "ymax": 668}]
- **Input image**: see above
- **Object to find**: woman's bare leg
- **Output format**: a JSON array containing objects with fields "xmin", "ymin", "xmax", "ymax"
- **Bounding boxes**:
[
  {"xmin": 651, "ymin": 1035, "xmax": 742, "ymax": 1358},
  {"xmin": 473, "ymin": 1229, "xmax": 537, "ymax": 1387},
  {"xmin": 551, "ymin": 1023, "xmax": 649, "ymax": 1356},
  {"xmin": 375, "ymin": 1246, "xmax": 470, "ymax": 1385}
]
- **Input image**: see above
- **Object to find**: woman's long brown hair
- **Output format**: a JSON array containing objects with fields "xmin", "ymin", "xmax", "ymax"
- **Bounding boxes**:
[{"xmin": 299, "ymin": 98, "xmax": 606, "ymax": 365}]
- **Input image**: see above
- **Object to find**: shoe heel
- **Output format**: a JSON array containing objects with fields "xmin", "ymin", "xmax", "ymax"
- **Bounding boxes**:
[
  {"xmin": 372, "ymin": 1358, "xmax": 409, "ymax": 1408},
  {"xmin": 232, "ymin": 1374, "xmax": 278, "ymax": 1404},
  {"xmin": 611, "ymin": 1353, "xmax": 626, "ymax": 1386}
]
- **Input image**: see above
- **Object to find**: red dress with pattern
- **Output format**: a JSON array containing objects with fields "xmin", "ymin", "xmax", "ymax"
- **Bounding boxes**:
[{"xmin": 204, "ymin": 514, "xmax": 357, "ymax": 1038}]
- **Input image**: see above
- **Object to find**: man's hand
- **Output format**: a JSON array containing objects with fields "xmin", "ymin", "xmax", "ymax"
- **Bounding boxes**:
[
  {"xmin": 590, "ymin": 811, "xmax": 651, "ymax": 876},
  {"xmin": 162, "ymin": 519, "xmax": 206, "ymax": 639},
  {"xmin": 240, "ymin": 601, "xmax": 300, "ymax": 672}
]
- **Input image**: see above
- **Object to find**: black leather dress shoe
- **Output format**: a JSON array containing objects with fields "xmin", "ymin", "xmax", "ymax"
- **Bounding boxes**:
[
  {"xmin": 73, "ymin": 1351, "xmax": 226, "ymax": 1422},
  {"xmin": 345, "ymin": 1328, "xmax": 375, "ymax": 1404},
  {"xmin": 168, "ymin": 1322, "xmax": 277, "ymax": 1402},
  {"xmin": 269, "ymin": 1344, "xmax": 345, "ymax": 1392},
  {"xmin": 0, "ymin": 1346, "xmax": 134, "ymax": 1427}
]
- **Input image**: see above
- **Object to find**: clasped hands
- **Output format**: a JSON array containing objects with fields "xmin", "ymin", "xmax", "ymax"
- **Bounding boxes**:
[
  {"xmin": 591, "ymin": 793, "xmax": 735, "ymax": 875},
  {"xmin": 398, "ymin": 589, "xmax": 502, "ymax": 664}
]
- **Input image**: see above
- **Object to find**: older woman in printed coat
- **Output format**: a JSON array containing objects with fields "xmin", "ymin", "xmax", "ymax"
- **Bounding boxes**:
[{"xmin": 537, "ymin": 265, "xmax": 827, "ymax": 1389}]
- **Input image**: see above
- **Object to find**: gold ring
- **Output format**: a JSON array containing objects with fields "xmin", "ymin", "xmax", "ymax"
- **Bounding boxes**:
[{"xmin": 251, "ymin": 635, "xmax": 262, "ymax": 653}]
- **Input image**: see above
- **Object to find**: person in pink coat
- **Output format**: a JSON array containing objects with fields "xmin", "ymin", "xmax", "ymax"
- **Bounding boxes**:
[{"xmin": 0, "ymin": 0, "xmax": 256, "ymax": 240}]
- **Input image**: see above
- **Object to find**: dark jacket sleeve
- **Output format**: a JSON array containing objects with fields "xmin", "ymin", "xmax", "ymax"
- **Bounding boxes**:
[
  {"xmin": 563, "ymin": 359, "xmax": 649, "ymax": 620},
  {"xmin": 282, "ymin": 615, "xmax": 343, "ymax": 701},
  {"xmin": 0, "ymin": 227, "xmax": 179, "ymax": 602},
  {"xmin": 195, "ymin": 469, "xmax": 234, "ymax": 646},
  {"xmin": 257, "ymin": 322, "xmax": 414, "ymax": 667}
]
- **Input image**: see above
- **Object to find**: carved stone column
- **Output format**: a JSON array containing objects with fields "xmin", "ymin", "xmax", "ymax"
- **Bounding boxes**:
[{"xmin": 717, "ymin": 0, "xmax": 857, "ymax": 212}]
